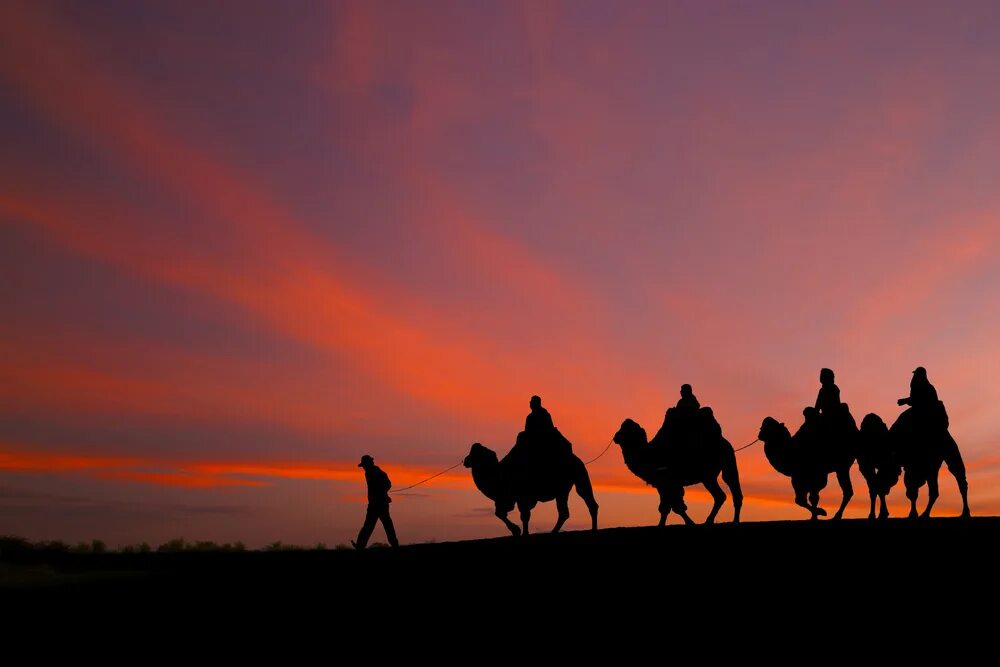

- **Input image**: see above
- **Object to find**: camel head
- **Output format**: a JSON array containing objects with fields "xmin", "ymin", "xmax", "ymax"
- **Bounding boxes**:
[
  {"xmin": 463, "ymin": 442, "xmax": 499, "ymax": 469},
  {"xmin": 860, "ymin": 413, "xmax": 888, "ymax": 437},
  {"xmin": 613, "ymin": 419, "xmax": 648, "ymax": 450},
  {"xmin": 758, "ymin": 417, "xmax": 789, "ymax": 443}
]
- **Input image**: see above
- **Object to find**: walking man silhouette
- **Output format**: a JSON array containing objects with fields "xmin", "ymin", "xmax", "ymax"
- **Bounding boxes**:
[{"xmin": 352, "ymin": 454, "xmax": 399, "ymax": 550}]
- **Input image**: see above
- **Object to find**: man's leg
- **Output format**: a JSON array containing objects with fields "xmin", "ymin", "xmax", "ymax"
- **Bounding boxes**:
[
  {"xmin": 379, "ymin": 506, "xmax": 399, "ymax": 548},
  {"xmin": 355, "ymin": 506, "xmax": 378, "ymax": 549}
]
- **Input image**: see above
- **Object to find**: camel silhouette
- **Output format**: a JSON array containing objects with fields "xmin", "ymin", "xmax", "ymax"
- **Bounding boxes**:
[
  {"xmin": 612, "ymin": 414, "xmax": 742, "ymax": 525},
  {"xmin": 463, "ymin": 442, "xmax": 599, "ymax": 536},
  {"xmin": 890, "ymin": 404, "xmax": 970, "ymax": 518},
  {"xmin": 757, "ymin": 404, "xmax": 858, "ymax": 520},
  {"xmin": 856, "ymin": 413, "xmax": 900, "ymax": 519}
]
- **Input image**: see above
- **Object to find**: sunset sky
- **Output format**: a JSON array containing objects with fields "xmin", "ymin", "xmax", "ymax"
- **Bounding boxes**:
[{"xmin": 1, "ymin": 0, "xmax": 998, "ymax": 547}]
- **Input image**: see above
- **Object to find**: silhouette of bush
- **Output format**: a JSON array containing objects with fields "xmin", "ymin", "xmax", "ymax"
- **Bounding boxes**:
[
  {"xmin": 191, "ymin": 541, "xmax": 220, "ymax": 551},
  {"xmin": 0, "ymin": 535, "xmax": 33, "ymax": 557},
  {"xmin": 157, "ymin": 538, "xmax": 189, "ymax": 553},
  {"xmin": 2, "ymin": 535, "xmax": 321, "ymax": 555},
  {"xmin": 147, "ymin": 538, "xmax": 253, "ymax": 553},
  {"xmin": 264, "ymin": 541, "xmax": 308, "ymax": 551}
]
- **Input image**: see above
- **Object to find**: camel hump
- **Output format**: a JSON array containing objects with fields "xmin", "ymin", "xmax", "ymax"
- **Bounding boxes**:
[
  {"xmin": 662, "ymin": 405, "xmax": 723, "ymax": 445},
  {"xmin": 552, "ymin": 427, "xmax": 574, "ymax": 456}
]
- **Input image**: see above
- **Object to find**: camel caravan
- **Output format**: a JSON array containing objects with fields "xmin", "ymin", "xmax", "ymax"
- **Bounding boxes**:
[{"xmin": 463, "ymin": 368, "xmax": 970, "ymax": 536}]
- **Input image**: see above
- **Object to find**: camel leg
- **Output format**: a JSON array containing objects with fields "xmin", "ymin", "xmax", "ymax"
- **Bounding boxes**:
[
  {"xmin": 920, "ymin": 464, "xmax": 941, "ymax": 519},
  {"xmin": 959, "ymin": 488, "xmax": 971, "ymax": 518},
  {"xmin": 809, "ymin": 490, "xmax": 825, "ymax": 520},
  {"xmin": 552, "ymin": 493, "xmax": 570, "ymax": 534},
  {"xmin": 795, "ymin": 490, "xmax": 818, "ymax": 519},
  {"xmin": 657, "ymin": 489, "xmax": 671, "ymax": 527},
  {"xmin": 496, "ymin": 508, "xmax": 521, "ymax": 537},
  {"xmin": 572, "ymin": 460, "xmax": 599, "ymax": 530},
  {"xmin": 860, "ymin": 467, "xmax": 877, "ymax": 520},
  {"xmin": 675, "ymin": 505, "xmax": 696, "ymax": 525},
  {"xmin": 519, "ymin": 505, "xmax": 532, "ymax": 536},
  {"xmin": 670, "ymin": 487, "xmax": 695, "ymax": 525},
  {"xmin": 942, "ymin": 433, "xmax": 971, "ymax": 518},
  {"xmin": 878, "ymin": 493, "xmax": 890, "ymax": 520},
  {"xmin": 720, "ymin": 450, "xmax": 743, "ymax": 524},
  {"xmin": 904, "ymin": 468, "xmax": 920, "ymax": 519},
  {"xmin": 794, "ymin": 477, "xmax": 826, "ymax": 519},
  {"xmin": 702, "ymin": 477, "xmax": 727, "ymax": 525},
  {"xmin": 832, "ymin": 467, "xmax": 853, "ymax": 521}
]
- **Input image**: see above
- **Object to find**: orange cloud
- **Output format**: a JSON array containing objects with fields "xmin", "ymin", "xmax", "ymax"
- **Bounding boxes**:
[
  {"xmin": 0, "ymin": 3, "xmax": 616, "ymax": 435},
  {"xmin": 0, "ymin": 448, "xmax": 140, "ymax": 472},
  {"xmin": 97, "ymin": 471, "xmax": 270, "ymax": 489},
  {"xmin": 0, "ymin": 329, "xmax": 390, "ymax": 438}
]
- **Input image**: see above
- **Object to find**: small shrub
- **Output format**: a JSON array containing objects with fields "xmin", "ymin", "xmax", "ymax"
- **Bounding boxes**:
[{"xmin": 157, "ymin": 538, "xmax": 188, "ymax": 553}]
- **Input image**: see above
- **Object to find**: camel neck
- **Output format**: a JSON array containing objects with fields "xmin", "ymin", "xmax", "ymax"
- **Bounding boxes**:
[
  {"xmin": 619, "ymin": 441, "xmax": 651, "ymax": 482},
  {"xmin": 471, "ymin": 461, "xmax": 500, "ymax": 500}
]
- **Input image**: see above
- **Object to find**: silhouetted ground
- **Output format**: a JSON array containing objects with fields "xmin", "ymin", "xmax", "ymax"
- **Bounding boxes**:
[{"xmin": 4, "ymin": 518, "xmax": 996, "ymax": 641}]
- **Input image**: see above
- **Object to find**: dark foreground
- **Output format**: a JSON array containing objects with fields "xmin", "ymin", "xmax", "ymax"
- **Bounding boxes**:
[{"xmin": 4, "ymin": 518, "xmax": 997, "ymax": 640}]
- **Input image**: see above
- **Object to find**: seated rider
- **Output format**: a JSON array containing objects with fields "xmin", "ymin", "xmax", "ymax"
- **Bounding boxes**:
[
  {"xmin": 897, "ymin": 367, "xmax": 946, "ymax": 431},
  {"xmin": 898, "ymin": 367, "xmax": 939, "ymax": 410},
  {"xmin": 676, "ymin": 384, "xmax": 701, "ymax": 410},
  {"xmin": 515, "ymin": 394, "xmax": 572, "ymax": 462},
  {"xmin": 525, "ymin": 395, "xmax": 555, "ymax": 434},
  {"xmin": 815, "ymin": 368, "xmax": 841, "ymax": 417}
]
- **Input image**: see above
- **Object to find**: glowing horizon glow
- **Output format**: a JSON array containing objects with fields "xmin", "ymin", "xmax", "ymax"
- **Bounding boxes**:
[{"xmin": 1, "ymin": 1, "xmax": 998, "ymax": 546}]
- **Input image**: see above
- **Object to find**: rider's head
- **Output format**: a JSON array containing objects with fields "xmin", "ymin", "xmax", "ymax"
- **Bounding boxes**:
[
  {"xmin": 820, "ymin": 368, "xmax": 834, "ymax": 384},
  {"xmin": 913, "ymin": 367, "xmax": 927, "ymax": 378},
  {"xmin": 530, "ymin": 395, "xmax": 542, "ymax": 409},
  {"xmin": 680, "ymin": 384, "xmax": 693, "ymax": 397}
]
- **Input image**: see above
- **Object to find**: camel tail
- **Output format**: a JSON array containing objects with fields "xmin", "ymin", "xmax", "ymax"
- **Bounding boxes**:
[
  {"xmin": 721, "ymin": 441, "xmax": 743, "ymax": 523},
  {"xmin": 572, "ymin": 456, "xmax": 600, "ymax": 530}
]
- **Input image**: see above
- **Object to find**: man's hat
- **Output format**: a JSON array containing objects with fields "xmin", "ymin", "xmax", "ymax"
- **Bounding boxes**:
[
  {"xmin": 913, "ymin": 367, "xmax": 927, "ymax": 375},
  {"xmin": 358, "ymin": 454, "xmax": 374, "ymax": 467}
]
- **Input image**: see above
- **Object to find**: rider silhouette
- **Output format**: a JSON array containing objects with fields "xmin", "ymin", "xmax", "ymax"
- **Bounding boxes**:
[
  {"xmin": 525, "ymin": 395, "xmax": 555, "ymax": 434},
  {"xmin": 898, "ymin": 367, "xmax": 939, "ymax": 409},
  {"xmin": 676, "ymin": 384, "xmax": 701, "ymax": 410},
  {"xmin": 815, "ymin": 368, "xmax": 841, "ymax": 416}
]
